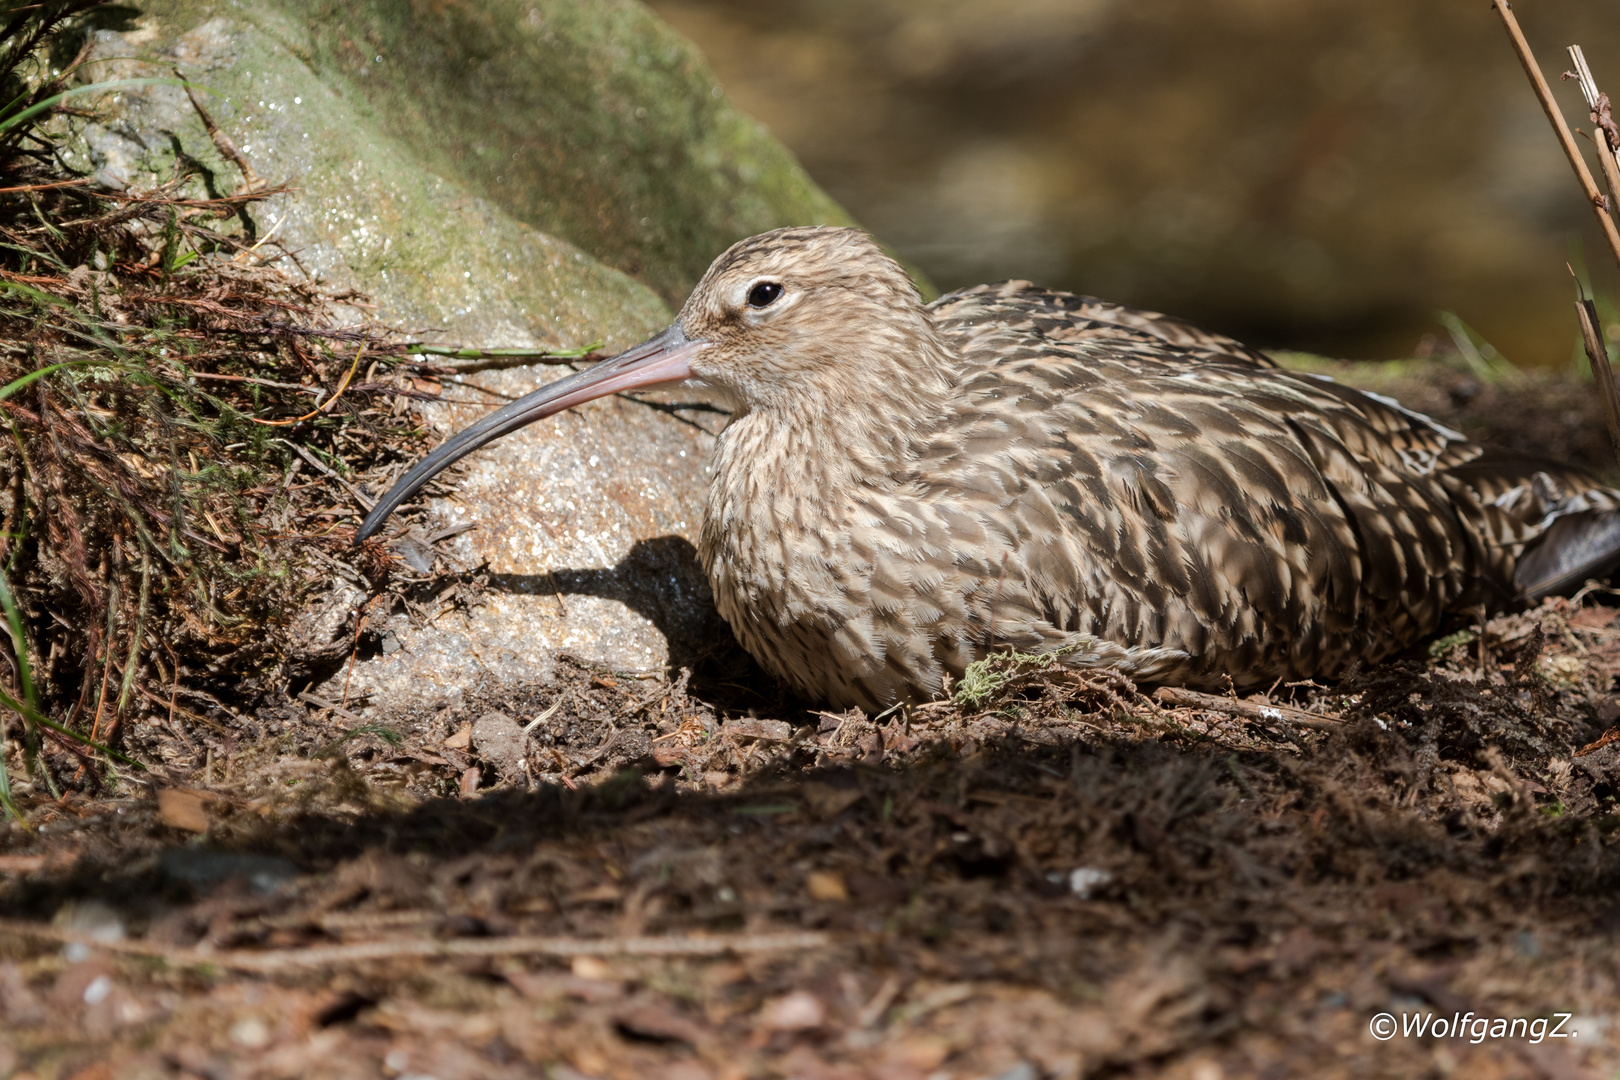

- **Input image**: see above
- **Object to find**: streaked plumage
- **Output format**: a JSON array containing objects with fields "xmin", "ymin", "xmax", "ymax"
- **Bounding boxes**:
[{"xmin": 358, "ymin": 227, "xmax": 1620, "ymax": 709}]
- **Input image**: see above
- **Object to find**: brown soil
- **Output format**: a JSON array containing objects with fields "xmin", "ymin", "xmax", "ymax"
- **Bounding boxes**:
[
  {"xmin": 2, "ymin": 229, "xmax": 1617, "ymax": 1077},
  {"xmin": 4, "ymin": 581, "xmax": 1620, "ymax": 1080}
]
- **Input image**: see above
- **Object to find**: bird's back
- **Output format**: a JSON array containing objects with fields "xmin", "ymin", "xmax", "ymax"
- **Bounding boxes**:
[
  {"xmin": 930, "ymin": 280, "xmax": 1277, "ymax": 369},
  {"xmin": 900, "ymin": 282, "xmax": 1620, "ymax": 692}
]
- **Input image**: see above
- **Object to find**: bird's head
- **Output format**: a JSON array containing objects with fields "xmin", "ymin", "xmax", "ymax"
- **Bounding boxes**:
[
  {"xmin": 354, "ymin": 226, "xmax": 940, "ymax": 543},
  {"xmin": 676, "ymin": 226, "xmax": 934, "ymax": 412}
]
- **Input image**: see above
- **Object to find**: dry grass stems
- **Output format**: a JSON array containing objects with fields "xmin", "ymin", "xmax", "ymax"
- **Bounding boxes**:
[
  {"xmin": 0, "ymin": 3, "xmax": 600, "ymax": 811},
  {"xmin": 1493, "ymin": 3, "xmax": 1620, "ymax": 470}
]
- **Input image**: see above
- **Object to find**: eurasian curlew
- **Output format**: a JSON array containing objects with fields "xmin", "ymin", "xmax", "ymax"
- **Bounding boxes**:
[{"xmin": 357, "ymin": 227, "xmax": 1620, "ymax": 709}]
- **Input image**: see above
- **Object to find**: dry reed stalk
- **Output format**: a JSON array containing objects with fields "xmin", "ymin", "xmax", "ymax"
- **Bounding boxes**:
[
  {"xmin": 1492, "ymin": 3, "xmax": 1620, "ymax": 470},
  {"xmin": 1566, "ymin": 47, "xmax": 1620, "ymax": 472},
  {"xmin": 1576, "ymin": 298, "xmax": 1620, "ymax": 468},
  {"xmin": 1568, "ymin": 47, "xmax": 1620, "ymax": 201},
  {"xmin": 1152, "ymin": 686, "xmax": 1340, "ymax": 732},
  {"xmin": 1491, "ymin": 3, "xmax": 1620, "ymax": 268}
]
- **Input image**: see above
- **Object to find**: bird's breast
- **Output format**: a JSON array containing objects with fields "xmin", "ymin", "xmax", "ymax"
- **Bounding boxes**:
[{"xmin": 698, "ymin": 415, "xmax": 992, "ymax": 708}]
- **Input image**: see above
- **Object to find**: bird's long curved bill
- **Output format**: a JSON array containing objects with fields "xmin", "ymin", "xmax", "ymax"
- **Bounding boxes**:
[{"xmin": 354, "ymin": 323, "xmax": 707, "ymax": 543}]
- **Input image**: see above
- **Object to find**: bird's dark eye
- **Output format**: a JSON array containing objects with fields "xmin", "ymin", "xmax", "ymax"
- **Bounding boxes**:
[{"xmin": 747, "ymin": 282, "xmax": 783, "ymax": 308}]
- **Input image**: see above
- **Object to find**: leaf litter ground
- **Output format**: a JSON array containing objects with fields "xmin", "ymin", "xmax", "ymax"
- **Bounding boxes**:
[
  {"xmin": 7, "ymin": 52, "xmax": 1620, "ymax": 1080},
  {"xmin": 7, "ymin": 592, "xmax": 1620, "ymax": 1080}
]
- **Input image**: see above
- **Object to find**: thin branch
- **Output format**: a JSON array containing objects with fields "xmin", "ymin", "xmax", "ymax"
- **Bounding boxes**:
[
  {"xmin": 0, "ymin": 178, "xmax": 89, "ymax": 196},
  {"xmin": 273, "ymin": 437, "xmax": 376, "ymax": 512},
  {"xmin": 297, "ymin": 689, "xmax": 366, "ymax": 723},
  {"xmin": 0, "ymin": 919, "xmax": 830, "ymax": 973},
  {"xmin": 184, "ymin": 371, "xmax": 319, "ymax": 394},
  {"xmin": 248, "ymin": 343, "xmax": 365, "ymax": 427},
  {"xmin": 1152, "ymin": 686, "xmax": 1340, "ymax": 732},
  {"xmin": 173, "ymin": 67, "xmax": 264, "ymax": 195},
  {"xmin": 401, "ymin": 340, "xmax": 603, "ymax": 374}
]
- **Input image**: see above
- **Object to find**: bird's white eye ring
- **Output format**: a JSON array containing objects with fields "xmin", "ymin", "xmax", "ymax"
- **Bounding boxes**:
[{"xmin": 747, "ymin": 282, "xmax": 784, "ymax": 308}]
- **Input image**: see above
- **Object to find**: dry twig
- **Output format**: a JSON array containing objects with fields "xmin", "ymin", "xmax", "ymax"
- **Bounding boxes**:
[
  {"xmin": 1574, "ymin": 294, "xmax": 1620, "ymax": 469},
  {"xmin": 1563, "ymin": 49, "xmax": 1620, "ymax": 471},
  {"xmin": 0, "ymin": 918, "xmax": 829, "ymax": 973},
  {"xmin": 1152, "ymin": 686, "xmax": 1340, "ymax": 732},
  {"xmin": 174, "ymin": 67, "xmax": 265, "ymax": 195},
  {"xmin": 1569, "ymin": 49, "xmax": 1620, "ymax": 189},
  {"xmin": 1493, "ymin": 9, "xmax": 1620, "ymax": 469}
]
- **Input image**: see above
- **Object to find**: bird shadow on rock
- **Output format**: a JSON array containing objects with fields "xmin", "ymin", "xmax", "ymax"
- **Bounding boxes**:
[{"xmin": 484, "ymin": 535, "xmax": 786, "ymax": 709}]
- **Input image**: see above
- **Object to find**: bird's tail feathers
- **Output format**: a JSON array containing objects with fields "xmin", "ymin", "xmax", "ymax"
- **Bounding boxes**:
[
  {"xmin": 1445, "ymin": 451, "xmax": 1620, "ymax": 600},
  {"xmin": 1515, "ymin": 510, "xmax": 1620, "ymax": 599}
]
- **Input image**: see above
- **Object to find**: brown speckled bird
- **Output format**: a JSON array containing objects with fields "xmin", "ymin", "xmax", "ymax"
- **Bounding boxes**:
[{"xmin": 357, "ymin": 227, "xmax": 1620, "ymax": 709}]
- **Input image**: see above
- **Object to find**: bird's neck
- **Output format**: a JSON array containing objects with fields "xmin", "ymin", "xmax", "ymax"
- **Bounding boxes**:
[
  {"xmin": 732, "ymin": 344, "xmax": 953, "ymax": 490},
  {"xmin": 700, "ymin": 334, "xmax": 957, "ymax": 558},
  {"xmin": 695, "ymin": 332, "xmax": 961, "ymax": 703}
]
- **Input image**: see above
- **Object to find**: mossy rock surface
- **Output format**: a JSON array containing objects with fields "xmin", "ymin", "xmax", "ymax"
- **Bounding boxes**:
[
  {"xmin": 74, "ymin": 0, "xmax": 852, "ymax": 708},
  {"xmin": 282, "ymin": 0, "xmax": 853, "ymax": 307}
]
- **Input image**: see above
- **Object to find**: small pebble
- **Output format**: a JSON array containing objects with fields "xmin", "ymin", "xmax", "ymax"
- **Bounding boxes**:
[
  {"xmin": 806, "ymin": 870, "xmax": 849, "ymax": 901},
  {"xmin": 1068, "ymin": 867, "xmax": 1113, "ymax": 898},
  {"xmin": 230, "ymin": 1016, "xmax": 272, "ymax": 1049},
  {"xmin": 760, "ymin": 990, "xmax": 824, "ymax": 1031}
]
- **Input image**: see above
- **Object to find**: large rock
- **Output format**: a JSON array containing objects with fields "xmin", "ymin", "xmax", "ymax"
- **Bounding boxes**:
[{"xmin": 75, "ymin": 0, "xmax": 853, "ymax": 711}]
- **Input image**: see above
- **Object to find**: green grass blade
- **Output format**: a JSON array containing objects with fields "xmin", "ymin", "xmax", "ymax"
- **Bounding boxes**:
[
  {"xmin": 0, "ymin": 750, "xmax": 24, "ymax": 827},
  {"xmin": 116, "ymin": 550, "xmax": 151, "ymax": 713},
  {"xmin": 403, "ymin": 340, "xmax": 603, "ymax": 359},
  {"xmin": 0, "ymin": 686, "xmax": 144, "ymax": 768},
  {"xmin": 0, "ymin": 566, "xmax": 36, "ymax": 715},
  {"xmin": 0, "ymin": 358, "xmax": 133, "ymax": 401},
  {"xmin": 0, "ymin": 567, "xmax": 142, "ymax": 769},
  {"xmin": 0, "ymin": 567, "xmax": 33, "ymax": 826},
  {"xmin": 0, "ymin": 78, "xmax": 195, "ymax": 137},
  {"xmin": 0, "ymin": 279, "xmax": 70, "ymax": 308}
]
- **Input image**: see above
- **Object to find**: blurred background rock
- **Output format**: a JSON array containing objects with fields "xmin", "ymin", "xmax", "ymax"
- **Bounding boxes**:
[{"xmin": 647, "ymin": 0, "xmax": 1620, "ymax": 365}]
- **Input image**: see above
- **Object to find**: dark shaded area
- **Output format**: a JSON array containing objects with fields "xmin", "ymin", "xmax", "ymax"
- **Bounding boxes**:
[{"xmin": 44, "ymin": 3, "xmax": 139, "ymax": 68}]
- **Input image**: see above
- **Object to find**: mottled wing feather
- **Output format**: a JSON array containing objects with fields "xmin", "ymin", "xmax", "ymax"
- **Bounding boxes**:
[
  {"xmin": 1290, "ymin": 375, "xmax": 1482, "ymax": 475},
  {"xmin": 918, "ymin": 308, "xmax": 1490, "ymax": 687}
]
